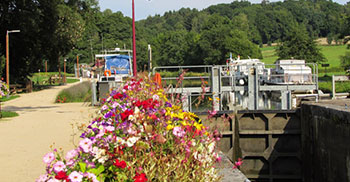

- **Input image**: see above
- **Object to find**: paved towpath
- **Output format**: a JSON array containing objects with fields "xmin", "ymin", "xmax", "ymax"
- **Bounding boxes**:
[{"xmin": 0, "ymin": 82, "xmax": 97, "ymax": 182}]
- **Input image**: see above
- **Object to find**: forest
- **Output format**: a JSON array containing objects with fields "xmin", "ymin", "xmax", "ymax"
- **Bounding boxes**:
[{"xmin": 1, "ymin": 0, "xmax": 350, "ymax": 83}]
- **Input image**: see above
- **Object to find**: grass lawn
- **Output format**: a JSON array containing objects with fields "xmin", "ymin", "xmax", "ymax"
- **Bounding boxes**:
[
  {"xmin": 260, "ymin": 45, "xmax": 350, "ymax": 93},
  {"xmin": 261, "ymin": 45, "xmax": 350, "ymax": 71},
  {"xmin": 0, "ymin": 95, "xmax": 20, "ymax": 102},
  {"xmin": 0, "ymin": 111, "xmax": 19, "ymax": 118},
  {"xmin": 320, "ymin": 45, "xmax": 348, "ymax": 68}
]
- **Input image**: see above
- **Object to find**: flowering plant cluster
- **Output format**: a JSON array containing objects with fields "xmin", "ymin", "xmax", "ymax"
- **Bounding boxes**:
[
  {"xmin": 0, "ymin": 80, "xmax": 9, "ymax": 98},
  {"xmin": 37, "ymin": 77, "xmax": 221, "ymax": 182},
  {"xmin": 56, "ymin": 96, "xmax": 67, "ymax": 103}
]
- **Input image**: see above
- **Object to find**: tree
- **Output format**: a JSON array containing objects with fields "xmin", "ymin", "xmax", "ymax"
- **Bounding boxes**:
[
  {"xmin": 198, "ymin": 14, "xmax": 261, "ymax": 65},
  {"xmin": 340, "ymin": 51, "xmax": 350, "ymax": 71},
  {"xmin": 276, "ymin": 25, "xmax": 326, "ymax": 64}
]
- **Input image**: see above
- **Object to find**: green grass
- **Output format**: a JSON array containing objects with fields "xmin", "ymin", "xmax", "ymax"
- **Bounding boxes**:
[
  {"xmin": 0, "ymin": 95, "xmax": 19, "ymax": 102},
  {"xmin": 66, "ymin": 78, "xmax": 79, "ymax": 83},
  {"xmin": 56, "ymin": 81, "xmax": 91, "ymax": 103},
  {"xmin": 0, "ymin": 111, "xmax": 19, "ymax": 118},
  {"xmin": 319, "ymin": 81, "xmax": 350, "ymax": 93},
  {"xmin": 319, "ymin": 45, "xmax": 348, "ymax": 68},
  {"xmin": 261, "ymin": 45, "xmax": 350, "ymax": 68},
  {"xmin": 30, "ymin": 72, "xmax": 77, "ymax": 85},
  {"xmin": 260, "ymin": 46, "xmax": 278, "ymax": 65}
]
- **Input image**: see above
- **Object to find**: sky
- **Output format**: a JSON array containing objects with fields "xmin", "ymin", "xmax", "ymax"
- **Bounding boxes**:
[{"xmin": 98, "ymin": 0, "xmax": 349, "ymax": 20}]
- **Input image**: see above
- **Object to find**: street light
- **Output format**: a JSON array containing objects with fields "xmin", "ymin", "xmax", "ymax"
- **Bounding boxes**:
[
  {"xmin": 6, "ymin": 30, "xmax": 20, "ymax": 86},
  {"xmin": 132, "ymin": 0, "xmax": 137, "ymax": 77}
]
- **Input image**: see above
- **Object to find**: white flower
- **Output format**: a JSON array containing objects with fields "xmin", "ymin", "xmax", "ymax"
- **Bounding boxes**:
[
  {"xmin": 92, "ymin": 147, "xmax": 108, "ymax": 164},
  {"xmin": 128, "ymin": 114, "xmax": 135, "ymax": 121},
  {"xmin": 105, "ymin": 126, "xmax": 115, "ymax": 132},
  {"xmin": 208, "ymin": 142, "xmax": 215, "ymax": 153},
  {"xmin": 47, "ymin": 179, "xmax": 60, "ymax": 182},
  {"xmin": 126, "ymin": 136, "xmax": 140, "ymax": 147},
  {"xmin": 116, "ymin": 137, "xmax": 126, "ymax": 145},
  {"xmin": 152, "ymin": 94, "xmax": 159, "ymax": 100},
  {"xmin": 84, "ymin": 172, "xmax": 99, "ymax": 182},
  {"xmin": 134, "ymin": 107, "xmax": 140, "ymax": 114}
]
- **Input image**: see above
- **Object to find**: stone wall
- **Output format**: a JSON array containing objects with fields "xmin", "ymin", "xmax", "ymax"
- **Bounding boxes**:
[{"xmin": 301, "ymin": 100, "xmax": 350, "ymax": 182}]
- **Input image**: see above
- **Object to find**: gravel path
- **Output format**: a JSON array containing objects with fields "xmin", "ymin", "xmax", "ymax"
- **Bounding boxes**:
[{"xmin": 0, "ymin": 82, "xmax": 97, "ymax": 182}]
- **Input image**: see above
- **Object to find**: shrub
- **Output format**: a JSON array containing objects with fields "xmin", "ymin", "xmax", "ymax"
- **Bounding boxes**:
[
  {"xmin": 56, "ymin": 81, "xmax": 91, "ymax": 103},
  {"xmin": 38, "ymin": 77, "xmax": 221, "ymax": 182}
]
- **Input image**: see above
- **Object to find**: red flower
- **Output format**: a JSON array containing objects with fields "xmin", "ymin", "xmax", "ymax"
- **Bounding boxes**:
[
  {"xmin": 113, "ymin": 159, "xmax": 127, "ymax": 168},
  {"xmin": 121, "ymin": 109, "xmax": 134, "ymax": 121},
  {"xmin": 55, "ymin": 171, "xmax": 68, "ymax": 180},
  {"xmin": 133, "ymin": 100, "xmax": 142, "ymax": 107},
  {"xmin": 133, "ymin": 173, "xmax": 148, "ymax": 182},
  {"xmin": 141, "ymin": 99, "xmax": 153, "ymax": 109},
  {"xmin": 113, "ymin": 93, "xmax": 123, "ymax": 99},
  {"xmin": 150, "ymin": 114, "xmax": 158, "ymax": 120}
]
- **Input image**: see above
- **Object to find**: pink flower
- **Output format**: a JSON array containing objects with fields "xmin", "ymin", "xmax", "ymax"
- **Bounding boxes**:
[
  {"xmin": 68, "ymin": 171, "xmax": 83, "ymax": 182},
  {"xmin": 43, "ymin": 152, "xmax": 55, "ymax": 165},
  {"xmin": 65, "ymin": 149, "xmax": 78, "ymax": 161},
  {"xmin": 79, "ymin": 138, "xmax": 92, "ymax": 153},
  {"xmin": 47, "ymin": 179, "xmax": 60, "ymax": 182},
  {"xmin": 36, "ymin": 174, "xmax": 48, "ymax": 182},
  {"xmin": 84, "ymin": 172, "xmax": 98, "ymax": 182},
  {"xmin": 53, "ymin": 161, "xmax": 66, "ymax": 173},
  {"xmin": 233, "ymin": 158, "xmax": 243, "ymax": 169},
  {"xmin": 173, "ymin": 126, "xmax": 186, "ymax": 138}
]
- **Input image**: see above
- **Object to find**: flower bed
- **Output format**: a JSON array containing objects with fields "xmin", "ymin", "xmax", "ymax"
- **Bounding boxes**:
[{"xmin": 37, "ymin": 77, "xmax": 221, "ymax": 182}]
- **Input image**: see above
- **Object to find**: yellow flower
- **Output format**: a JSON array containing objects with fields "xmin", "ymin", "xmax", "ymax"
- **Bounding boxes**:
[
  {"xmin": 166, "ymin": 125, "xmax": 174, "ymax": 130},
  {"xmin": 194, "ymin": 122, "xmax": 203, "ymax": 131},
  {"xmin": 166, "ymin": 120, "xmax": 172, "ymax": 124},
  {"xmin": 208, "ymin": 97, "xmax": 213, "ymax": 101},
  {"xmin": 216, "ymin": 97, "xmax": 220, "ymax": 101},
  {"xmin": 181, "ymin": 120, "xmax": 189, "ymax": 126}
]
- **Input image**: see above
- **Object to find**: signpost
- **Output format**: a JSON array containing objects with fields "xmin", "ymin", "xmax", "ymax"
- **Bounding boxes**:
[{"xmin": 322, "ymin": 63, "xmax": 330, "ymax": 76}]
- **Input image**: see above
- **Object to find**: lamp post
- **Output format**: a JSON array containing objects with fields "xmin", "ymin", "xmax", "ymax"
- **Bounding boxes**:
[
  {"xmin": 132, "ymin": 0, "xmax": 137, "ymax": 77},
  {"xmin": 6, "ymin": 30, "xmax": 20, "ymax": 86}
]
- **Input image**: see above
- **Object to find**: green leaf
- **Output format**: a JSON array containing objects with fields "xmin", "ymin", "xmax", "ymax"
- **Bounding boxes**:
[{"xmin": 78, "ymin": 162, "xmax": 87, "ymax": 173}]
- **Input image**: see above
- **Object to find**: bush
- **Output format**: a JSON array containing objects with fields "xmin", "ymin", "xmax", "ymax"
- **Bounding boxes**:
[
  {"xmin": 38, "ymin": 77, "xmax": 221, "ymax": 182},
  {"xmin": 56, "ymin": 81, "xmax": 91, "ymax": 103}
]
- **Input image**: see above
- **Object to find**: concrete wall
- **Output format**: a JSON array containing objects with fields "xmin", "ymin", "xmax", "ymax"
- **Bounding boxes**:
[{"xmin": 301, "ymin": 101, "xmax": 350, "ymax": 182}]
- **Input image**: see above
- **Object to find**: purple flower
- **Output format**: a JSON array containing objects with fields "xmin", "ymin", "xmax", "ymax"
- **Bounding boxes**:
[
  {"xmin": 80, "ymin": 132, "xmax": 87, "ymax": 138},
  {"xmin": 165, "ymin": 102, "xmax": 172, "ymax": 108},
  {"xmin": 104, "ymin": 111, "xmax": 113, "ymax": 119}
]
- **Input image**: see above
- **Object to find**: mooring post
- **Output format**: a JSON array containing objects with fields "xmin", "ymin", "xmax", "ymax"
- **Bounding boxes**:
[
  {"xmin": 332, "ymin": 75, "xmax": 336, "ymax": 100},
  {"xmin": 91, "ymin": 81, "xmax": 97, "ymax": 106},
  {"xmin": 211, "ymin": 66, "xmax": 220, "ymax": 111},
  {"xmin": 248, "ymin": 67, "xmax": 257, "ymax": 110}
]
